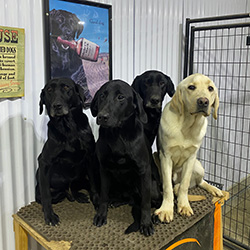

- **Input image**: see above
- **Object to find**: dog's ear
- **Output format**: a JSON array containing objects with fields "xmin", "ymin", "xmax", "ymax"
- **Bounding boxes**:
[
  {"xmin": 165, "ymin": 74, "xmax": 175, "ymax": 97},
  {"xmin": 39, "ymin": 89, "xmax": 45, "ymax": 115},
  {"xmin": 74, "ymin": 83, "xmax": 86, "ymax": 105},
  {"xmin": 49, "ymin": 9, "xmax": 57, "ymax": 34},
  {"xmin": 131, "ymin": 76, "xmax": 141, "ymax": 94},
  {"xmin": 212, "ymin": 89, "xmax": 219, "ymax": 120},
  {"xmin": 133, "ymin": 90, "xmax": 148, "ymax": 124},
  {"xmin": 170, "ymin": 86, "xmax": 184, "ymax": 116},
  {"xmin": 49, "ymin": 9, "xmax": 57, "ymax": 18},
  {"xmin": 76, "ymin": 23, "xmax": 84, "ymax": 39},
  {"xmin": 74, "ymin": 15, "xmax": 84, "ymax": 39},
  {"xmin": 90, "ymin": 90, "xmax": 99, "ymax": 117}
]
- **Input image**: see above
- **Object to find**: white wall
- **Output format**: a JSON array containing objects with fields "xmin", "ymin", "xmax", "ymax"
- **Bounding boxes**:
[{"xmin": 0, "ymin": 0, "xmax": 249, "ymax": 249}]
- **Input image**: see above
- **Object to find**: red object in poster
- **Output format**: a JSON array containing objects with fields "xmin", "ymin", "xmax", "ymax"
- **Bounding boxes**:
[{"xmin": 57, "ymin": 36, "xmax": 99, "ymax": 62}]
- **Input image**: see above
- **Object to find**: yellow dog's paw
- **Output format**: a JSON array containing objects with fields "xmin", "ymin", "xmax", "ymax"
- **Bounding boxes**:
[
  {"xmin": 154, "ymin": 208, "xmax": 174, "ymax": 223},
  {"xmin": 208, "ymin": 185, "xmax": 224, "ymax": 197},
  {"xmin": 177, "ymin": 202, "xmax": 194, "ymax": 217}
]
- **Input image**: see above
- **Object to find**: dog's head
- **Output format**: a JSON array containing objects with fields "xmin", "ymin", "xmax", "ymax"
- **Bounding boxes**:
[
  {"xmin": 39, "ymin": 78, "xmax": 86, "ymax": 117},
  {"xmin": 170, "ymin": 73, "xmax": 219, "ymax": 119},
  {"xmin": 132, "ymin": 70, "xmax": 175, "ymax": 110},
  {"xmin": 91, "ymin": 80, "xmax": 147, "ymax": 128},
  {"xmin": 49, "ymin": 9, "xmax": 83, "ymax": 41}
]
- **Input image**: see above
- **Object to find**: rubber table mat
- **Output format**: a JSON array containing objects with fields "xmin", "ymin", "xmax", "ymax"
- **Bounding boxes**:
[{"xmin": 17, "ymin": 187, "xmax": 214, "ymax": 250}]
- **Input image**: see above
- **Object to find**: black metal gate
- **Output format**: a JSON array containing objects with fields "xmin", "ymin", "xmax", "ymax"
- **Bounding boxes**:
[{"xmin": 184, "ymin": 13, "xmax": 250, "ymax": 249}]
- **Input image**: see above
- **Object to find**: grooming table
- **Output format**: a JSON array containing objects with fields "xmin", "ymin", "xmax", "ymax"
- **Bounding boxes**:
[{"xmin": 13, "ymin": 187, "xmax": 228, "ymax": 250}]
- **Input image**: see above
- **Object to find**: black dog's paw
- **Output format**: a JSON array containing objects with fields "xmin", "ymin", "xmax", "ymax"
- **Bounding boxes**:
[
  {"xmin": 140, "ymin": 222, "xmax": 154, "ymax": 237},
  {"xmin": 152, "ymin": 214, "xmax": 161, "ymax": 225},
  {"xmin": 44, "ymin": 212, "xmax": 60, "ymax": 226},
  {"xmin": 151, "ymin": 198, "xmax": 162, "ymax": 209},
  {"xmin": 93, "ymin": 213, "xmax": 107, "ymax": 227},
  {"xmin": 65, "ymin": 191, "xmax": 75, "ymax": 202},
  {"xmin": 74, "ymin": 192, "xmax": 89, "ymax": 203},
  {"xmin": 109, "ymin": 200, "xmax": 128, "ymax": 208},
  {"xmin": 125, "ymin": 222, "xmax": 140, "ymax": 234}
]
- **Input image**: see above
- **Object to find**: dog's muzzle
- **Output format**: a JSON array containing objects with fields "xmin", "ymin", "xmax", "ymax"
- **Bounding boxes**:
[
  {"xmin": 197, "ymin": 97, "xmax": 209, "ymax": 108},
  {"xmin": 145, "ymin": 95, "xmax": 162, "ymax": 109},
  {"xmin": 97, "ymin": 112, "xmax": 110, "ymax": 126},
  {"xmin": 191, "ymin": 97, "xmax": 209, "ymax": 116},
  {"xmin": 96, "ymin": 111, "xmax": 126, "ymax": 128},
  {"xmin": 50, "ymin": 102, "xmax": 69, "ymax": 117}
]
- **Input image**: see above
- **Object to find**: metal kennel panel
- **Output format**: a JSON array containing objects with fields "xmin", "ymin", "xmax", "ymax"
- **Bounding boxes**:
[{"xmin": 185, "ymin": 14, "xmax": 250, "ymax": 249}]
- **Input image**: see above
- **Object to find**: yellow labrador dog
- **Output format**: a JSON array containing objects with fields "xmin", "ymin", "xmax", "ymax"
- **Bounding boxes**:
[{"xmin": 154, "ymin": 73, "xmax": 223, "ymax": 223}]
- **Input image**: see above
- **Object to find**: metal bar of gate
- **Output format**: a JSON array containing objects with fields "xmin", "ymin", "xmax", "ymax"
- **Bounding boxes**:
[
  {"xmin": 191, "ymin": 22, "xmax": 250, "ymax": 31},
  {"xmin": 189, "ymin": 26, "xmax": 195, "ymax": 75},
  {"xmin": 187, "ymin": 21, "xmax": 250, "ymax": 250},
  {"xmin": 183, "ymin": 13, "xmax": 250, "ymax": 78},
  {"xmin": 187, "ymin": 22, "xmax": 250, "ymax": 75}
]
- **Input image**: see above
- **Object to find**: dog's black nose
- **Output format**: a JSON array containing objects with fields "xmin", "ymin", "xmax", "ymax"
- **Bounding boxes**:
[
  {"xmin": 197, "ymin": 98, "xmax": 209, "ymax": 108},
  {"xmin": 53, "ymin": 103, "xmax": 63, "ymax": 110},
  {"xmin": 97, "ymin": 113, "xmax": 109, "ymax": 124},
  {"xmin": 150, "ymin": 97, "xmax": 160, "ymax": 105}
]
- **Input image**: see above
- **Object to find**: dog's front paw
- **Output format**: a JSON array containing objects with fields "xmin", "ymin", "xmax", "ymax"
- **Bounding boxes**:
[
  {"xmin": 177, "ymin": 201, "xmax": 194, "ymax": 217},
  {"xmin": 125, "ymin": 221, "xmax": 140, "ymax": 234},
  {"xmin": 208, "ymin": 186, "xmax": 224, "ymax": 197},
  {"xmin": 152, "ymin": 214, "xmax": 161, "ymax": 225},
  {"xmin": 44, "ymin": 211, "xmax": 60, "ymax": 226},
  {"xmin": 93, "ymin": 213, "xmax": 107, "ymax": 227},
  {"xmin": 154, "ymin": 207, "xmax": 174, "ymax": 223},
  {"xmin": 140, "ymin": 221, "xmax": 154, "ymax": 237},
  {"xmin": 74, "ymin": 192, "xmax": 89, "ymax": 203}
]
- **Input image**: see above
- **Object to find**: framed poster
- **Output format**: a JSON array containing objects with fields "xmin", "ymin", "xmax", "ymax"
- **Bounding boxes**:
[
  {"xmin": 0, "ymin": 26, "xmax": 25, "ymax": 98},
  {"xmin": 44, "ymin": 0, "xmax": 112, "ymax": 108}
]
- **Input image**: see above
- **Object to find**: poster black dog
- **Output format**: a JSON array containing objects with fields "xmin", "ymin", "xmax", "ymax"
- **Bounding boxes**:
[{"xmin": 49, "ymin": 9, "xmax": 92, "ymax": 105}]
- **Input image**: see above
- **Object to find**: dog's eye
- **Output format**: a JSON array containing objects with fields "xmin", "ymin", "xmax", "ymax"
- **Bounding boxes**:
[
  {"xmin": 208, "ymin": 86, "xmax": 214, "ymax": 92},
  {"xmin": 160, "ymin": 82, "xmax": 165, "ymax": 86},
  {"xmin": 58, "ymin": 17, "xmax": 63, "ymax": 23},
  {"xmin": 63, "ymin": 85, "xmax": 70, "ymax": 91},
  {"xmin": 47, "ymin": 87, "xmax": 53, "ymax": 93},
  {"xmin": 117, "ymin": 94, "xmax": 125, "ymax": 100},
  {"xmin": 188, "ymin": 85, "xmax": 196, "ymax": 90}
]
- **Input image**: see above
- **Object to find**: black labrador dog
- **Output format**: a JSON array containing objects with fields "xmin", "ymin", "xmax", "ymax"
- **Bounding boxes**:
[
  {"xmin": 49, "ymin": 9, "xmax": 92, "ymax": 104},
  {"xmin": 91, "ymin": 80, "xmax": 154, "ymax": 236},
  {"xmin": 36, "ymin": 78, "xmax": 98, "ymax": 226},
  {"xmin": 132, "ymin": 70, "xmax": 175, "ymax": 146}
]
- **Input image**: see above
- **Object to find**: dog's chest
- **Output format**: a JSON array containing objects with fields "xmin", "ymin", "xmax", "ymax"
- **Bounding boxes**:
[
  {"xmin": 104, "ymin": 154, "xmax": 135, "ymax": 180},
  {"xmin": 170, "ymin": 144, "xmax": 197, "ymax": 167},
  {"xmin": 104, "ymin": 139, "xmax": 135, "ymax": 170},
  {"xmin": 106, "ymin": 135, "xmax": 130, "ymax": 155},
  {"xmin": 108, "ymin": 147, "xmax": 131, "ymax": 166}
]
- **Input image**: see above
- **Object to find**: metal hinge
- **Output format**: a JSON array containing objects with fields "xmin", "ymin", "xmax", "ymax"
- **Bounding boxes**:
[{"xmin": 247, "ymin": 36, "xmax": 250, "ymax": 46}]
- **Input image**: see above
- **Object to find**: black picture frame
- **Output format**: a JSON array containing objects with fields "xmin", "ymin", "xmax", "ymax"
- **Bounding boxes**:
[{"xmin": 43, "ymin": 0, "xmax": 112, "ymax": 108}]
